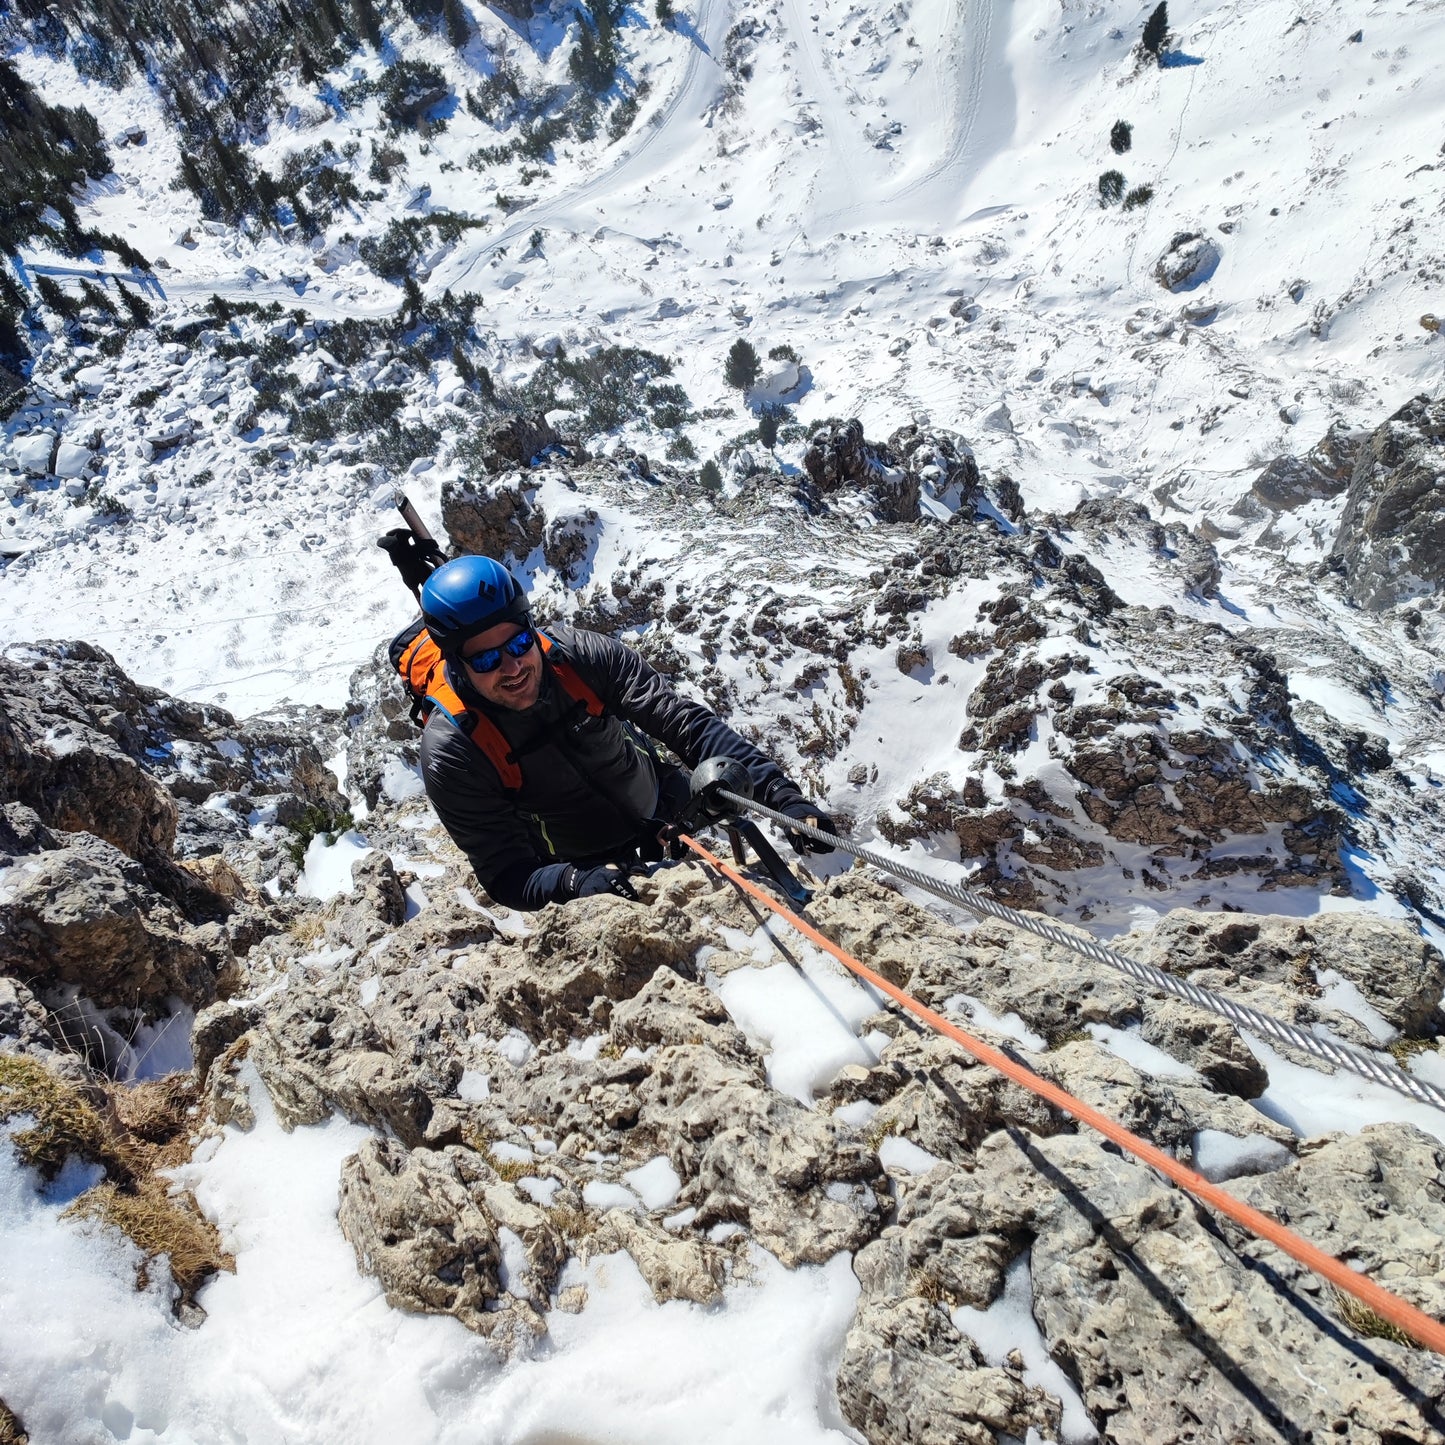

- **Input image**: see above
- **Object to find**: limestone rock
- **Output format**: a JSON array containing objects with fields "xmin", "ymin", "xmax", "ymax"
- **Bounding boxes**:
[
  {"xmin": 440, "ymin": 474, "xmax": 546, "ymax": 561},
  {"xmin": 838, "ymin": 1295, "xmax": 1061, "ymax": 1445},
  {"xmin": 598, "ymin": 1209, "xmax": 725, "ymax": 1304},
  {"xmin": 1138, "ymin": 996, "xmax": 1267, "ymax": 1098},
  {"xmin": 246, "ymin": 989, "xmax": 439, "ymax": 1144},
  {"xmin": 1330, "ymin": 393, "xmax": 1445, "ymax": 609},
  {"xmin": 1229, "ymin": 1124, "xmax": 1445, "ymax": 1322},
  {"xmin": 488, "ymin": 900, "xmax": 708, "ymax": 1038},
  {"xmin": 893, "ymin": 1129, "xmax": 1445, "ymax": 1443},
  {"xmin": 337, "ymin": 1138, "xmax": 517, "ymax": 1337},
  {"xmin": 0, "ymin": 829, "xmax": 239, "ymax": 1011},
  {"xmin": 638, "ymin": 1045, "xmax": 884, "ymax": 1266},
  {"xmin": 608, "ymin": 967, "xmax": 756, "ymax": 1063},
  {"xmin": 1128, "ymin": 909, "xmax": 1445, "ymax": 1038}
]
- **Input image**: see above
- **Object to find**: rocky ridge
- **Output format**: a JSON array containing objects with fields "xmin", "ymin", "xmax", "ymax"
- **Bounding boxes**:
[{"xmin": 6, "ymin": 647, "xmax": 1445, "ymax": 1441}]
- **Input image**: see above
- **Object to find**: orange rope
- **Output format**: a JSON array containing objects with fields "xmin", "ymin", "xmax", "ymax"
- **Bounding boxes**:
[{"xmin": 679, "ymin": 834, "xmax": 1445, "ymax": 1356}]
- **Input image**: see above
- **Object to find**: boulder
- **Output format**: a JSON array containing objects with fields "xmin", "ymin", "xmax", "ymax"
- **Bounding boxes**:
[
  {"xmin": 1153, "ymin": 231, "xmax": 1221, "ymax": 292},
  {"xmin": 486, "ymin": 415, "xmax": 561, "ymax": 469},
  {"xmin": 0, "ymin": 827, "xmax": 239, "ymax": 1012},
  {"xmin": 1330, "ymin": 393, "xmax": 1445, "ymax": 609},
  {"xmin": 838, "ymin": 1295, "xmax": 1061, "ymax": 1445},
  {"xmin": 337, "ymin": 1138, "xmax": 513, "ymax": 1335},
  {"xmin": 11, "ymin": 433, "xmax": 55, "ymax": 474},
  {"xmin": 440, "ymin": 474, "xmax": 546, "ymax": 561}
]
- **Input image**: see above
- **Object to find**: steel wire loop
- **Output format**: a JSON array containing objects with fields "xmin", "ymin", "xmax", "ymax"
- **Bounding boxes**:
[{"xmin": 721, "ymin": 791, "xmax": 1445, "ymax": 1115}]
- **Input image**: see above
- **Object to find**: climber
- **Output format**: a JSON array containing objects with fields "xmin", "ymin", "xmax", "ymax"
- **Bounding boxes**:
[{"xmin": 409, "ymin": 555, "xmax": 836, "ymax": 910}]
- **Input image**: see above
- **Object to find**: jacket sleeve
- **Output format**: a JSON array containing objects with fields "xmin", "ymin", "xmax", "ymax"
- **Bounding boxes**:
[
  {"xmin": 419, "ymin": 717, "xmax": 572, "ymax": 911},
  {"xmin": 558, "ymin": 628, "xmax": 808, "ymax": 808}
]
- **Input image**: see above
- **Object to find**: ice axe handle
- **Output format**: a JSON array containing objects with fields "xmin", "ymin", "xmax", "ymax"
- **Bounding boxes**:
[{"xmin": 396, "ymin": 492, "xmax": 437, "ymax": 546}]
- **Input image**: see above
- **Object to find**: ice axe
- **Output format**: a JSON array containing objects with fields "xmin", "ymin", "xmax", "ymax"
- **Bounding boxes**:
[{"xmin": 377, "ymin": 492, "xmax": 446, "ymax": 600}]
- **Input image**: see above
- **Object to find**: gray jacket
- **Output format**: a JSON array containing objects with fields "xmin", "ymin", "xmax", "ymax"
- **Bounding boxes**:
[{"xmin": 419, "ymin": 624, "xmax": 805, "ymax": 909}]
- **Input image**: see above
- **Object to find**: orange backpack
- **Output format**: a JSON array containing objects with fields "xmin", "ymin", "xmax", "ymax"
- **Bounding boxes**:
[{"xmin": 390, "ymin": 620, "xmax": 604, "ymax": 790}]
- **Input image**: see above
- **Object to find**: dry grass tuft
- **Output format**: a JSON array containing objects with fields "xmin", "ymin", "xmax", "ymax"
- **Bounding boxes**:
[
  {"xmin": 1, "ymin": 1056, "xmax": 231, "ymax": 1304},
  {"xmin": 65, "ymin": 1179, "xmax": 232, "ymax": 1297},
  {"xmin": 0, "ymin": 1054, "xmax": 135, "ymax": 1182},
  {"xmin": 0, "ymin": 1397, "xmax": 28, "ymax": 1444},
  {"xmin": 1387, "ymin": 1036, "xmax": 1438, "ymax": 1066},
  {"xmin": 490, "ymin": 1155, "xmax": 532, "ymax": 1184},
  {"xmin": 288, "ymin": 912, "xmax": 326, "ymax": 947},
  {"xmin": 1333, "ymin": 1287, "xmax": 1419, "ymax": 1349},
  {"xmin": 908, "ymin": 1271, "xmax": 957, "ymax": 1309},
  {"xmin": 548, "ymin": 1204, "xmax": 598, "ymax": 1242},
  {"xmin": 112, "ymin": 1073, "xmax": 198, "ymax": 1168}
]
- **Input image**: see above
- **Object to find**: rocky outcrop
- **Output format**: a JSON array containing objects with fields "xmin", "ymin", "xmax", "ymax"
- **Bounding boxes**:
[
  {"xmin": 888, "ymin": 423, "xmax": 981, "ymax": 514},
  {"xmin": 440, "ymin": 474, "xmax": 547, "ymax": 561},
  {"xmin": 0, "ymin": 822, "xmax": 240, "ymax": 1013},
  {"xmin": 803, "ymin": 419, "xmax": 919, "ymax": 522},
  {"xmin": 0, "ymin": 641, "xmax": 343, "ymax": 879},
  {"xmin": 1330, "ymin": 393, "xmax": 1445, "ymax": 609},
  {"xmin": 1153, "ymin": 231, "xmax": 1220, "ymax": 292},
  {"xmin": 839, "ymin": 1293, "xmax": 1061, "ymax": 1445},
  {"xmin": 336, "ymin": 1137, "xmax": 551, "ymax": 1346},
  {"xmin": 159, "ymin": 814, "xmax": 1445, "ymax": 1441},
  {"xmin": 856, "ymin": 1126, "xmax": 1445, "ymax": 1445}
]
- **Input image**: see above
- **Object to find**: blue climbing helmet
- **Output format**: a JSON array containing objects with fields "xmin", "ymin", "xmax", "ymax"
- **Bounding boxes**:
[{"xmin": 420, "ymin": 556, "xmax": 530, "ymax": 658}]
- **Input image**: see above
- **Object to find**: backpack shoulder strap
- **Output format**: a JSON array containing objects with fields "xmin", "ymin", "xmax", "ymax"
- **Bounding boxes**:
[
  {"xmin": 538, "ymin": 631, "xmax": 605, "ymax": 717},
  {"xmin": 426, "ymin": 673, "xmax": 523, "ymax": 791}
]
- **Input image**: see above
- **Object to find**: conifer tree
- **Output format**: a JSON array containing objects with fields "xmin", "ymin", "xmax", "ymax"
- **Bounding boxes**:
[
  {"xmin": 444, "ymin": 0, "xmax": 470, "ymax": 49},
  {"xmin": 1142, "ymin": 2, "xmax": 1168, "ymax": 58},
  {"xmin": 724, "ymin": 338, "xmax": 760, "ymax": 391}
]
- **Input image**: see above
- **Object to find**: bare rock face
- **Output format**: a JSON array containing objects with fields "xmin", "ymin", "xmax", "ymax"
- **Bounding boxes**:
[
  {"xmin": 875, "ymin": 1128, "xmax": 1445, "ymax": 1445},
  {"xmin": 1153, "ymin": 231, "xmax": 1221, "ymax": 292},
  {"xmin": 440, "ymin": 473, "xmax": 547, "ymax": 561},
  {"xmin": 488, "ymin": 895, "xmax": 709, "ymax": 1038},
  {"xmin": 638, "ymin": 1043, "xmax": 885, "ymax": 1266},
  {"xmin": 1127, "ymin": 908, "xmax": 1445, "ymax": 1038},
  {"xmin": 0, "ymin": 641, "xmax": 343, "ymax": 879},
  {"xmin": 803, "ymin": 419, "xmax": 920, "ymax": 522},
  {"xmin": 0, "ymin": 824, "xmax": 239, "ymax": 1013},
  {"xmin": 597, "ymin": 1208, "xmax": 725, "ymax": 1305},
  {"xmin": 0, "ymin": 644, "xmax": 181, "ymax": 863},
  {"xmin": 1243, "ymin": 422, "xmax": 1359, "ymax": 516},
  {"xmin": 341, "ymin": 641, "xmax": 419, "ymax": 811},
  {"xmin": 1330, "ymin": 393, "xmax": 1445, "ymax": 609}
]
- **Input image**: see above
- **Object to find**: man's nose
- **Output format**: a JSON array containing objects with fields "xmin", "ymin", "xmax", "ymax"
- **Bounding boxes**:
[{"xmin": 497, "ymin": 649, "xmax": 525, "ymax": 676}]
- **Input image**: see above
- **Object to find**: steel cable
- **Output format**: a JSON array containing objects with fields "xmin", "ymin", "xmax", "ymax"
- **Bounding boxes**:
[
  {"xmin": 720, "ymin": 791, "xmax": 1445, "ymax": 1115},
  {"xmin": 680, "ymin": 829, "xmax": 1445, "ymax": 1357}
]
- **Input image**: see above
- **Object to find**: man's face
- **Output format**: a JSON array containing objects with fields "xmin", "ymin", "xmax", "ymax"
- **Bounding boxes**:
[{"xmin": 460, "ymin": 621, "xmax": 543, "ymax": 711}]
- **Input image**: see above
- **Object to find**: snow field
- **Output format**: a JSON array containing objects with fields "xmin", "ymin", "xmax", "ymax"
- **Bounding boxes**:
[{"xmin": 0, "ymin": 1064, "xmax": 863, "ymax": 1445}]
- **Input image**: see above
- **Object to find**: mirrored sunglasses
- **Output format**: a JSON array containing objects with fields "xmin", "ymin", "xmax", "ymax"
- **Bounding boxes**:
[{"xmin": 463, "ymin": 628, "xmax": 537, "ymax": 675}]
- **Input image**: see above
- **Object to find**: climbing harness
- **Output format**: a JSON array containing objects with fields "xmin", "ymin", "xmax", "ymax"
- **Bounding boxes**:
[
  {"xmin": 677, "ymin": 826, "xmax": 1445, "ymax": 1357},
  {"xmin": 712, "ymin": 790, "xmax": 1445, "ymax": 1117}
]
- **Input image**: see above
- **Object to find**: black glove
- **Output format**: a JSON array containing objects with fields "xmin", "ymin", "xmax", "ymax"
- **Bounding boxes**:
[
  {"xmin": 777, "ymin": 800, "xmax": 837, "ymax": 856},
  {"xmin": 377, "ymin": 528, "xmax": 445, "ymax": 591},
  {"xmin": 563, "ymin": 863, "xmax": 642, "ymax": 902}
]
